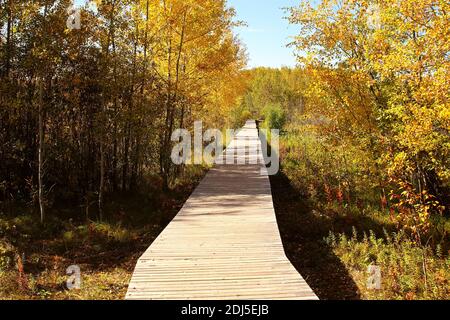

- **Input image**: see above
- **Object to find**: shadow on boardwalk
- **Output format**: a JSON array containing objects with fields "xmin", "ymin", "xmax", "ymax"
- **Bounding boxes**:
[{"xmin": 270, "ymin": 172, "xmax": 361, "ymax": 300}]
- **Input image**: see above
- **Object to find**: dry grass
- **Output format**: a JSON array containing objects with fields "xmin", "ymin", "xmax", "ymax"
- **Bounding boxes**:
[
  {"xmin": 0, "ymin": 168, "xmax": 206, "ymax": 300},
  {"xmin": 0, "ymin": 219, "xmax": 161, "ymax": 300}
]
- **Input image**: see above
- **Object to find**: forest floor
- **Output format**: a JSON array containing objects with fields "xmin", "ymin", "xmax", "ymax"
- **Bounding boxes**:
[
  {"xmin": 0, "ymin": 171, "xmax": 205, "ymax": 300},
  {"xmin": 1, "ymin": 167, "xmax": 448, "ymax": 300},
  {"xmin": 271, "ymin": 172, "xmax": 449, "ymax": 300}
]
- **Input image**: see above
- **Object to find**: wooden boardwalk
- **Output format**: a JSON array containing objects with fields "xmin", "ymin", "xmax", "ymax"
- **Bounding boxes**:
[{"xmin": 126, "ymin": 121, "xmax": 318, "ymax": 300}]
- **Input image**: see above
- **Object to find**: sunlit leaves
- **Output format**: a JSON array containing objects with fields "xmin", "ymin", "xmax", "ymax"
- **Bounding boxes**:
[{"xmin": 289, "ymin": 0, "xmax": 449, "ymax": 238}]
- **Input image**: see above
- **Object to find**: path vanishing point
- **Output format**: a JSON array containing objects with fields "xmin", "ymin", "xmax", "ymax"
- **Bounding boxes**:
[{"xmin": 126, "ymin": 121, "xmax": 318, "ymax": 300}]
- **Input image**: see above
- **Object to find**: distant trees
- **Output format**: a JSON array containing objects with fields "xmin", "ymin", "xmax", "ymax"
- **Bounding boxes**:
[
  {"xmin": 238, "ymin": 68, "xmax": 305, "ymax": 126},
  {"xmin": 0, "ymin": 0, "xmax": 245, "ymax": 222},
  {"xmin": 262, "ymin": 104, "xmax": 286, "ymax": 131}
]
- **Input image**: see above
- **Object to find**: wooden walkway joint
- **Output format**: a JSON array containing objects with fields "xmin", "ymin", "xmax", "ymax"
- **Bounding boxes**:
[{"xmin": 126, "ymin": 121, "xmax": 318, "ymax": 300}]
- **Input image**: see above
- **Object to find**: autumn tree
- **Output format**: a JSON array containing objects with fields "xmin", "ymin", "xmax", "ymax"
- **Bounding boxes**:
[
  {"xmin": 288, "ymin": 0, "xmax": 449, "ymax": 237},
  {"xmin": 0, "ymin": 0, "xmax": 245, "ymax": 222}
]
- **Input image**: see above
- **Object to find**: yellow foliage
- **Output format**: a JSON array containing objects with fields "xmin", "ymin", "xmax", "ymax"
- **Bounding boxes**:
[{"xmin": 288, "ymin": 0, "xmax": 450, "ymax": 235}]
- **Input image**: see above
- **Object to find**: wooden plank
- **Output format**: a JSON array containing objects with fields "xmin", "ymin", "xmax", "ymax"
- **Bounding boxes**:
[{"xmin": 125, "ymin": 121, "xmax": 318, "ymax": 300}]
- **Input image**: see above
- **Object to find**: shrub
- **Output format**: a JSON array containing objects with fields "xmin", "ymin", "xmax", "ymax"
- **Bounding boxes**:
[
  {"xmin": 325, "ymin": 230, "xmax": 450, "ymax": 300},
  {"xmin": 0, "ymin": 239, "xmax": 15, "ymax": 271},
  {"xmin": 229, "ymin": 103, "xmax": 253, "ymax": 129},
  {"xmin": 263, "ymin": 103, "xmax": 286, "ymax": 130}
]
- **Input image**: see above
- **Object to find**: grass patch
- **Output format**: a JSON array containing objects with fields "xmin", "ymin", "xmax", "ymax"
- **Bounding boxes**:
[
  {"xmin": 274, "ymin": 127, "xmax": 450, "ymax": 300},
  {"xmin": 326, "ymin": 229, "xmax": 450, "ymax": 300},
  {"xmin": 0, "ymin": 168, "xmax": 206, "ymax": 300},
  {"xmin": 0, "ymin": 216, "xmax": 143, "ymax": 300},
  {"xmin": 271, "ymin": 171, "xmax": 449, "ymax": 300}
]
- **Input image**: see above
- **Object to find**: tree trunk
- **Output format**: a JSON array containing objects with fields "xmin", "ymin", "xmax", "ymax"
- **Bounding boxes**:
[
  {"xmin": 98, "ymin": 140, "xmax": 104, "ymax": 221},
  {"xmin": 38, "ymin": 78, "xmax": 45, "ymax": 224},
  {"xmin": 97, "ymin": 1, "xmax": 116, "ymax": 221},
  {"xmin": 4, "ymin": 0, "xmax": 12, "ymax": 77}
]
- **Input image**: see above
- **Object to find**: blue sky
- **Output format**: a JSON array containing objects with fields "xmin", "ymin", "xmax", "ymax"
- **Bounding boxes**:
[{"xmin": 228, "ymin": 0, "xmax": 300, "ymax": 68}]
